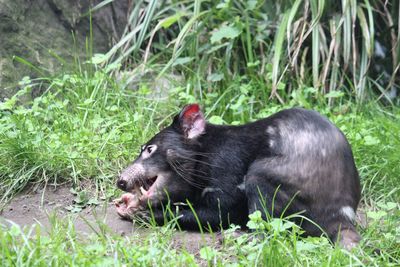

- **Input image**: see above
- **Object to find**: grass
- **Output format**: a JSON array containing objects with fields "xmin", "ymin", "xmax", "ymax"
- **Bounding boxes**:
[
  {"xmin": 0, "ymin": 205, "xmax": 399, "ymax": 266},
  {"xmin": 1, "ymin": 68, "xmax": 399, "ymax": 203},
  {"xmin": 97, "ymin": 0, "xmax": 399, "ymax": 105},
  {"xmin": 0, "ymin": 0, "xmax": 399, "ymax": 265},
  {"xmin": 0, "ymin": 66, "xmax": 399, "ymax": 266},
  {"xmin": 0, "ymin": 71, "xmax": 162, "ymax": 204}
]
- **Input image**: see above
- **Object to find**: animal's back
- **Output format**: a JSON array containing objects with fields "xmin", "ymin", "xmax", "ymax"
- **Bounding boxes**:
[
  {"xmin": 244, "ymin": 108, "xmax": 361, "ymax": 248},
  {"xmin": 262, "ymin": 108, "xmax": 360, "ymax": 206}
]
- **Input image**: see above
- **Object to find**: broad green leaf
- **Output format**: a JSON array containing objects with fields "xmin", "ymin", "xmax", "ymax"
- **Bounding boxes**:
[
  {"xmin": 87, "ymin": 198, "xmax": 100, "ymax": 206},
  {"xmin": 216, "ymin": 0, "xmax": 230, "ymax": 9},
  {"xmin": 269, "ymin": 218, "xmax": 295, "ymax": 232},
  {"xmin": 230, "ymin": 95, "xmax": 247, "ymax": 111},
  {"xmin": 364, "ymin": 135, "xmax": 380, "ymax": 146},
  {"xmin": 19, "ymin": 76, "xmax": 32, "ymax": 86},
  {"xmin": 247, "ymin": 0, "xmax": 257, "ymax": 10},
  {"xmin": 366, "ymin": 210, "xmax": 387, "ymax": 220},
  {"xmin": 91, "ymin": 53, "xmax": 108, "ymax": 64},
  {"xmin": 246, "ymin": 220, "xmax": 259, "ymax": 230},
  {"xmin": 0, "ymin": 98, "xmax": 17, "ymax": 110},
  {"xmin": 296, "ymin": 241, "xmax": 318, "ymax": 252},
  {"xmin": 211, "ymin": 25, "xmax": 241, "ymax": 44},
  {"xmin": 304, "ymin": 87, "xmax": 318, "ymax": 94},
  {"xmin": 209, "ymin": 115, "xmax": 225, "ymax": 125},
  {"xmin": 248, "ymin": 210, "xmax": 262, "ymax": 221},
  {"xmin": 377, "ymin": 202, "xmax": 397, "ymax": 211},
  {"xmin": 199, "ymin": 246, "xmax": 217, "ymax": 260}
]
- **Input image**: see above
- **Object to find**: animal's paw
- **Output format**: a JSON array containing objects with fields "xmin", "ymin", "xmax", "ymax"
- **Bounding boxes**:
[
  {"xmin": 114, "ymin": 193, "xmax": 144, "ymax": 221},
  {"xmin": 339, "ymin": 228, "xmax": 361, "ymax": 251}
]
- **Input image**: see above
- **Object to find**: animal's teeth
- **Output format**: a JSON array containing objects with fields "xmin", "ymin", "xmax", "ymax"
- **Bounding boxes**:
[
  {"xmin": 140, "ymin": 186, "xmax": 148, "ymax": 195},
  {"xmin": 134, "ymin": 187, "xmax": 141, "ymax": 196}
]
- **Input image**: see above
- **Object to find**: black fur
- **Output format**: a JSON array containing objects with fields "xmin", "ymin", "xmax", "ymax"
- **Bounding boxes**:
[{"xmin": 118, "ymin": 106, "xmax": 361, "ymax": 243}]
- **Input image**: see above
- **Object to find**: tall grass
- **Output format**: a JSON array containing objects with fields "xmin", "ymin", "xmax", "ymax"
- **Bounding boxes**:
[
  {"xmin": 0, "ymin": 68, "xmax": 167, "ymax": 205},
  {"xmin": 94, "ymin": 0, "xmax": 399, "ymax": 105}
]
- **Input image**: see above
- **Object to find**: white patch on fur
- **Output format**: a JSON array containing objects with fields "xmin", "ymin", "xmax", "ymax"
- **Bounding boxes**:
[
  {"xmin": 321, "ymin": 148, "xmax": 327, "ymax": 157},
  {"xmin": 266, "ymin": 127, "xmax": 277, "ymax": 148},
  {"xmin": 201, "ymin": 187, "xmax": 222, "ymax": 198},
  {"xmin": 266, "ymin": 126, "xmax": 276, "ymax": 135},
  {"xmin": 291, "ymin": 130, "xmax": 314, "ymax": 154},
  {"xmin": 340, "ymin": 206, "xmax": 355, "ymax": 222},
  {"xmin": 237, "ymin": 182, "xmax": 246, "ymax": 191},
  {"xmin": 269, "ymin": 139, "xmax": 275, "ymax": 148}
]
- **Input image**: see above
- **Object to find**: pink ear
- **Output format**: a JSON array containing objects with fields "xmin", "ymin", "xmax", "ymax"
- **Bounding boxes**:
[
  {"xmin": 180, "ymin": 104, "xmax": 200, "ymax": 120},
  {"xmin": 179, "ymin": 104, "xmax": 205, "ymax": 139}
]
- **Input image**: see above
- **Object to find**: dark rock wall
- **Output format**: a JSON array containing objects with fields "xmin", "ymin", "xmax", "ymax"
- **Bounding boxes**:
[{"xmin": 0, "ymin": 0, "xmax": 129, "ymax": 99}]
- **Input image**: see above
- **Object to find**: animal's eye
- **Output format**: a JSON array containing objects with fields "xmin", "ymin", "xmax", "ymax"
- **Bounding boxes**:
[{"xmin": 141, "ymin": 145, "xmax": 157, "ymax": 159}]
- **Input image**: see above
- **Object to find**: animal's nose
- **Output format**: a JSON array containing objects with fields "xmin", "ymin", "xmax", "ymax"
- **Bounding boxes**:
[{"xmin": 116, "ymin": 179, "xmax": 127, "ymax": 191}]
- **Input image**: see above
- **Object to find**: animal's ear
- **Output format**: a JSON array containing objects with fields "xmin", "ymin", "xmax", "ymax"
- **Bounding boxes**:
[{"xmin": 178, "ymin": 104, "xmax": 206, "ymax": 139}]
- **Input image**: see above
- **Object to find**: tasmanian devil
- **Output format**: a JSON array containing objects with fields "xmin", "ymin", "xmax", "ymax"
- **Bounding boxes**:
[{"xmin": 115, "ymin": 104, "xmax": 361, "ymax": 249}]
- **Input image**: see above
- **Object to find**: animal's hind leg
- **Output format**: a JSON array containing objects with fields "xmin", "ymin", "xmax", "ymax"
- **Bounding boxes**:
[
  {"xmin": 338, "ymin": 226, "xmax": 361, "ymax": 250},
  {"xmin": 244, "ymin": 166, "xmax": 324, "ymax": 237},
  {"xmin": 245, "ymin": 173, "xmax": 361, "ymax": 249},
  {"xmin": 244, "ymin": 173, "xmax": 304, "ymax": 221},
  {"xmin": 321, "ymin": 209, "xmax": 361, "ymax": 250}
]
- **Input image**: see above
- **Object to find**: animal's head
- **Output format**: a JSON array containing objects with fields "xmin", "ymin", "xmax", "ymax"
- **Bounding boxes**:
[{"xmin": 116, "ymin": 104, "xmax": 206, "ymax": 204}]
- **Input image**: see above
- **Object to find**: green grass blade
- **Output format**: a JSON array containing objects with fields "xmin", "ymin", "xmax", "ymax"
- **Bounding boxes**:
[
  {"xmin": 310, "ymin": 0, "xmax": 325, "ymax": 89},
  {"xmin": 271, "ymin": 11, "xmax": 290, "ymax": 98}
]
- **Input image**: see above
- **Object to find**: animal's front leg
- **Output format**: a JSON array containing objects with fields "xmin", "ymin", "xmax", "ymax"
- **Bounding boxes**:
[
  {"xmin": 148, "ymin": 203, "xmax": 248, "ymax": 231},
  {"xmin": 136, "ymin": 205, "xmax": 226, "ymax": 230},
  {"xmin": 164, "ymin": 189, "xmax": 248, "ymax": 230}
]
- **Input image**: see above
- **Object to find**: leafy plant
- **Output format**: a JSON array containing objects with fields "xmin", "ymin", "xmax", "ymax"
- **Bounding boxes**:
[
  {"xmin": 94, "ymin": 0, "xmax": 399, "ymax": 105},
  {"xmin": 65, "ymin": 188, "xmax": 100, "ymax": 213}
]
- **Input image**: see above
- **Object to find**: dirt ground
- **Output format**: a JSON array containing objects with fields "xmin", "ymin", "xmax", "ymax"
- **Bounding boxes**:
[
  {"xmin": 0, "ymin": 184, "xmax": 368, "ymax": 256},
  {"xmin": 0, "ymin": 184, "xmax": 215, "ymax": 254}
]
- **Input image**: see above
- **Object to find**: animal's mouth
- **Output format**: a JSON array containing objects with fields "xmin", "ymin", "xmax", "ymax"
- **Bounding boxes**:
[{"xmin": 132, "ymin": 176, "xmax": 158, "ymax": 199}]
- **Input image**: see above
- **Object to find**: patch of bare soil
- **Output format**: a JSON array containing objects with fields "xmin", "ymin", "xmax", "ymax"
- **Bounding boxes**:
[{"xmin": 0, "ymin": 184, "xmax": 215, "ymax": 254}]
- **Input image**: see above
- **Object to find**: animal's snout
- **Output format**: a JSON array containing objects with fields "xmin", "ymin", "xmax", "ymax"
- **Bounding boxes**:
[
  {"xmin": 116, "ymin": 178, "xmax": 127, "ymax": 191},
  {"xmin": 117, "ymin": 162, "xmax": 147, "ymax": 191}
]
